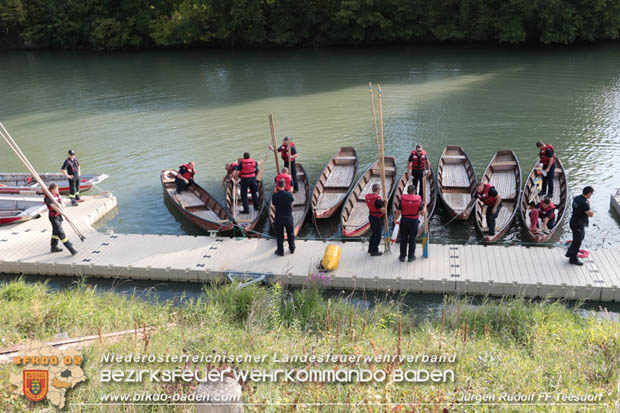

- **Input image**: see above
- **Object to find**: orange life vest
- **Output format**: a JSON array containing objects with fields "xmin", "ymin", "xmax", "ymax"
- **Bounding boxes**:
[
  {"xmin": 365, "ymin": 193, "xmax": 384, "ymax": 217},
  {"xmin": 539, "ymin": 144, "xmax": 554, "ymax": 167},
  {"xmin": 239, "ymin": 158, "xmax": 257, "ymax": 178},
  {"xmin": 45, "ymin": 193, "xmax": 62, "ymax": 217},
  {"xmin": 410, "ymin": 150, "xmax": 427, "ymax": 171},
  {"xmin": 275, "ymin": 173, "xmax": 292, "ymax": 191},
  {"xmin": 401, "ymin": 194, "xmax": 422, "ymax": 219},
  {"xmin": 478, "ymin": 184, "xmax": 497, "ymax": 206},
  {"xmin": 538, "ymin": 201, "xmax": 556, "ymax": 219},
  {"xmin": 279, "ymin": 142, "xmax": 295, "ymax": 162},
  {"xmin": 179, "ymin": 163, "xmax": 196, "ymax": 180}
]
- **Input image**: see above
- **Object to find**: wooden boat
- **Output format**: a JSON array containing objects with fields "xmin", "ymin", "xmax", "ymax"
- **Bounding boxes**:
[
  {"xmin": 474, "ymin": 150, "xmax": 522, "ymax": 242},
  {"xmin": 161, "ymin": 169, "xmax": 232, "ymax": 232},
  {"xmin": 391, "ymin": 165, "xmax": 437, "ymax": 239},
  {"xmin": 0, "ymin": 172, "xmax": 108, "ymax": 195},
  {"xmin": 437, "ymin": 146, "xmax": 477, "ymax": 220},
  {"xmin": 311, "ymin": 147, "xmax": 358, "ymax": 219},
  {"xmin": 340, "ymin": 156, "xmax": 397, "ymax": 237},
  {"xmin": 0, "ymin": 197, "xmax": 47, "ymax": 226},
  {"xmin": 269, "ymin": 162, "xmax": 310, "ymax": 236},
  {"xmin": 225, "ymin": 177, "xmax": 265, "ymax": 235},
  {"xmin": 519, "ymin": 157, "xmax": 568, "ymax": 242}
]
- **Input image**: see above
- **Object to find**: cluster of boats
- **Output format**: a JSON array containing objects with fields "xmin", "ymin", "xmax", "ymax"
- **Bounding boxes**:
[{"xmin": 161, "ymin": 145, "xmax": 567, "ymax": 243}]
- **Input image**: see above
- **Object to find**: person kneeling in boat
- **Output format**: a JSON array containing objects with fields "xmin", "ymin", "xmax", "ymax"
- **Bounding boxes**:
[
  {"xmin": 44, "ymin": 183, "xmax": 78, "ymax": 256},
  {"xmin": 222, "ymin": 161, "xmax": 238, "ymax": 186},
  {"xmin": 527, "ymin": 202, "xmax": 541, "ymax": 234},
  {"xmin": 272, "ymin": 179, "xmax": 295, "ymax": 256},
  {"xmin": 537, "ymin": 197, "xmax": 556, "ymax": 233},
  {"xmin": 234, "ymin": 153, "xmax": 260, "ymax": 214},
  {"xmin": 274, "ymin": 167, "xmax": 292, "ymax": 192},
  {"xmin": 475, "ymin": 182, "xmax": 502, "ymax": 239},
  {"xmin": 366, "ymin": 183, "xmax": 386, "ymax": 256},
  {"xmin": 395, "ymin": 184, "xmax": 425, "ymax": 262},
  {"xmin": 175, "ymin": 161, "xmax": 196, "ymax": 193}
]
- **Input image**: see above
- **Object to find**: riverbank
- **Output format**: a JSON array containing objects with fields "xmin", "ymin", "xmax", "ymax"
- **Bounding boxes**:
[{"xmin": 0, "ymin": 279, "xmax": 618, "ymax": 411}]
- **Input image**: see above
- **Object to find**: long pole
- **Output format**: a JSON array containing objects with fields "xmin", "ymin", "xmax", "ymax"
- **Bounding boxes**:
[
  {"xmin": 422, "ymin": 174, "xmax": 429, "ymax": 258},
  {"xmin": 268, "ymin": 114, "xmax": 280, "ymax": 175},
  {"xmin": 377, "ymin": 84, "xmax": 390, "ymax": 251},
  {"xmin": 368, "ymin": 83, "xmax": 381, "ymax": 157}
]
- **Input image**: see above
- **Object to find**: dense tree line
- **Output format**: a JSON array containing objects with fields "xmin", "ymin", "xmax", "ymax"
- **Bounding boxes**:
[{"xmin": 1, "ymin": 0, "xmax": 620, "ymax": 49}]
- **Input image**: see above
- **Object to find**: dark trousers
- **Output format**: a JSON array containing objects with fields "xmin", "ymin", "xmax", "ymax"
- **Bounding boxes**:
[
  {"xmin": 399, "ymin": 217, "xmax": 419, "ymax": 259},
  {"xmin": 567, "ymin": 220, "xmax": 585, "ymax": 259},
  {"xmin": 486, "ymin": 202, "xmax": 502, "ymax": 236},
  {"xmin": 175, "ymin": 177, "xmax": 194, "ymax": 193},
  {"xmin": 543, "ymin": 215, "xmax": 556, "ymax": 229},
  {"xmin": 275, "ymin": 215, "xmax": 295, "ymax": 253},
  {"xmin": 541, "ymin": 163, "xmax": 556, "ymax": 197},
  {"xmin": 240, "ymin": 177, "xmax": 259, "ymax": 212},
  {"xmin": 287, "ymin": 160, "xmax": 299, "ymax": 192},
  {"xmin": 411, "ymin": 170, "xmax": 424, "ymax": 195},
  {"xmin": 68, "ymin": 175, "xmax": 80, "ymax": 200},
  {"xmin": 368, "ymin": 214, "xmax": 383, "ymax": 253},
  {"xmin": 50, "ymin": 216, "xmax": 73, "ymax": 249}
]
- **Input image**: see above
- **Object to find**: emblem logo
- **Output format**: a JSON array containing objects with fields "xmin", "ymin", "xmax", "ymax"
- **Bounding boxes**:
[{"xmin": 23, "ymin": 370, "xmax": 49, "ymax": 402}]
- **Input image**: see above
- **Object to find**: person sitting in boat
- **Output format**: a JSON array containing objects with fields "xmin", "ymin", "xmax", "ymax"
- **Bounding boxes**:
[
  {"xmin": 274, "ymin": 167, "xmax": 292, "ymax": 192},
  {"xmin": 175, "ymin": 161, "xmax": 196, "ymax": 193},
  {"xmin": 537, "ymin": 197, "xmax": 557, "ymax": 232},
  {"xmin": 407, "ymin": 144, "xmax": 431, "ymax": 195},
  {"xmin": 528, "ymin": 201, "xmax": 541, "ymax": 234},
  {"xmin": 475, "ymin": 182, "xmax": 503, "ymax": 238}
]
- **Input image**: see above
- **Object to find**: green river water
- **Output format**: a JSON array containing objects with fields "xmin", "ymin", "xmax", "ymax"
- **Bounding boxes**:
[{"xmin": 1, "ymin": 46, "xmax": 620, "ymax": 248}]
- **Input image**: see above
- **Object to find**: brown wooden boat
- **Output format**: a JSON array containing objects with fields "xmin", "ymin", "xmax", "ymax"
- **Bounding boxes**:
[
  {"xmin": 161, "ymin": 169, "xmax": 232, "ymax": 232},
  {"xmin": 474, "ymin": 150, "xmax": 522, "ymax": 242},
  {"xmin": 311, "ymin": 147, "xmax": 358, "ymax": 219},
  {"xmin": 437, "ymin": 146, "xmax": 477, "ymax": 220},
  {"xmin": 392, "ymin": 165, "xmax": 437, "ymax": 239},
  {"xmin": 225, "ymin": 177, "xmax": 265, "ymax": 235},
  {"xmin": 519, "ymin": 157, "xmax": 568, "ymax": 242},
  {"xmin": 340, "ymin": 156, "xmax": 397, "ymax": 238},
  {"xmin": 269, "ymin": 162, "xmax": 310, "ymax": 236}
]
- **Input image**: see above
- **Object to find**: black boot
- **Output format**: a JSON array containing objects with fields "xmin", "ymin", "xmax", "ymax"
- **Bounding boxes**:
[
  {"xmin": 51, "ymin": 246, "xmax": 63, "ymax": 253},
  {"xmin": 65, "ymin": 243, "xmax": 78, "ymax": 256}
]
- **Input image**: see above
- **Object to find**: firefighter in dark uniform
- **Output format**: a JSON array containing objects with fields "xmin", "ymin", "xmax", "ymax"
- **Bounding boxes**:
[
  {"xmin": 395, "ymin": 184, "xmax": 425, "ymax": 262},
  {"xmin": 538, "ymin": 197, "xmax": 557, "ymax": 232},
  {"xmin": 45, "ymin": 183, "xmax": 78, "ymax": 255},
  {"xmin": 475, "ymin": 182, "xmax": 503, "ymax": 237},
  {"xmin": 407, "ymin": 145, "xmax": 430, "ymax": 195},
  {"xmin": 175, "ymin": 161, "xmax": 196, "ymax": 193},
  {"xmin": 61, "ymin": 149, "xmax": 81, "ymax": 206},
  {"xmin": 272, "ymin": 179, "xmax": 295, "ymax": 256},
  {"xmin": 365, "ymin": 183, "xmax": 386, "ymax": 256},
  {"xmin": 234, "ymin": 152, "xmax": 259, "ymax": 214},
  {"xmin": 270, "ymin": 137, "xmax": 298, "ymax": 192},
  {"xmin": 567, "ymin": 186, "xmax": 594, "ymax": 266},
  {"xmin": 536, "ymin": 141, "xmax": 556, "ymax": 198}
]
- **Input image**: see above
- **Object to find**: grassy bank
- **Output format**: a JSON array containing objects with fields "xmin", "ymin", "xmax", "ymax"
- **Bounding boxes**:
[{"xmin": 1, "ymin": 278, "xmax": 618, "ymax": 412}]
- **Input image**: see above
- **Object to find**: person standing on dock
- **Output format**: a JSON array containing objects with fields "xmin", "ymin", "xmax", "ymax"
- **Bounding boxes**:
[
  {"xmin": 536, "ymin": 141, "xmax": 555, "ymax": 198},
  {"xmin": 366, "ymin": 183, "xmax": 386, "ymax": 256},
  {"xmin": 272, "ymin": 179, "xmax": 295, "ymax": 256},
  {"xmin": 44, "ymin": 183, "xmax": 78, "ymax": 255},
  {"xmin": 271, "ymin": 137, "xmax": 298, "ymax": 193},
  {"xmin": 175, "ymin": 161, "xmax": 196, "ymax": 194},
  {"xmin": 475, "ymin": 182, "xmax": 503, "ymax": 238},
  {"xmin": 567, "ymin": 186, "xmax": 594, "ymax": 266},
  {"xmin": 395, "ymin": 184, "xmax": 425, "ymax": 262},
  {"xmin": 61, "ymin": 149, "xmax": 81, "ymax": 206},
  {"xmin": 235, "ymin": 152, "xmax": 259, "ymax": 214},
  {"xmin": 538, "ymin": 197, "xmax": 556, "ymax": 232},
  {"xmin": 274, "ymin": 167, "xmax": 292, "ymax": 192},
  {"xmin": 407, "ymin": 144, "xmax": 430, "ymax": 195}
]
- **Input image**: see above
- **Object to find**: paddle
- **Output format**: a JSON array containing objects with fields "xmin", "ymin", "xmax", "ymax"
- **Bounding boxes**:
[
  {"xmin": 232, "ymin": 179, "xmax": 238, "ymax": 220},
  {"xmin": 268, "ymin": 114, "xmax": 280, "ymax": 175},
  {"xmin": 422, "ymin": 174, "xmax": 429, "ymax": 258},
  {"xmin": 376, "ymin": 84, "xmax": 391, "ymax": 252}
]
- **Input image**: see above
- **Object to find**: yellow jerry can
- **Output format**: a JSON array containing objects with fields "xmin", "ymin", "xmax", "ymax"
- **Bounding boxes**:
[{"xmin": 321, "ymin": 244, "xmax": 341, "ymax": 271}]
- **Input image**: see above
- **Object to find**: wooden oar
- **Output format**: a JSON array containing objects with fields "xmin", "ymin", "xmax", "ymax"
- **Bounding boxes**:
[
  {"xmin": 268, "ymin": 114, "xmax": 280, "ymax": 175},
  {"xmin": 422, "ymin": 174, "xmax": 429, "ymax": 258},
  {"xmin": 368, "ymin": 83, "xmax": 381, "ymax": 160},
  {"xmin": 232, "ymin": 179, "xmax": 238, "ymax": 220},
  {"xmin": 377, "ymin": 84, "xmax": 390, "ymax": 252}
]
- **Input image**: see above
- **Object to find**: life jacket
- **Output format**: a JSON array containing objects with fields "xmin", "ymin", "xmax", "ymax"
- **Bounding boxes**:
[
  {"xmin": 539, "ymin": 144, "xmax": 554, "ymax": 167},
  {"xmin": 239, "ymin": 158, "xmax": 256, "ymax": 178},
  {"xmin": 275, "ymin": 173, "xmax": 292, "ymax": 191},
  {"xmin": 401, "ymin": 194, "xmax": 422, "ymax": 219},
  {"xmin": 279, "ymin": 142, "xmax": 295, "ymax": 162},
  {"xmin": 226, "ymin": 162, "xmax": 238, "ymax": 174},
  {"xmin": 538, "ymin": 201, "xmax": 556, "ymax": 219},
  {"xmin": 45, "ymin": 193, "xmax": 62, "ymax": 217},
  {"xmin": 365, "ymin": 193, "xmax": 384, "ymax": 217},
  {"xmin": 410, "ymin": 150, "xmax": 427, "ymax": 171},
  {"xmin": 477, "ymin": 183, "xmax": 497, "ymax": 206},
  {"xmin": 179, "ymin": 163, "xmax": 196, "ymax": 180}
]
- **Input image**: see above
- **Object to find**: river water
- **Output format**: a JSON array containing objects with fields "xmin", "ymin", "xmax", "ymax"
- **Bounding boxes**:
[{"xmin": 1, "ymin": 46, "xmax": 620, "ymax": 249}]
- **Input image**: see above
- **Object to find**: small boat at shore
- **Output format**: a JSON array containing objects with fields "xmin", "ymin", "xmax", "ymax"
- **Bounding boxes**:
[
  {"xmin": 0, "ymin": 172, "xmax": 108, "ymax": 195},
  {"xmin": 474, "ymin": 150, "xmax": 522, "ymax": 242},
  {"xmin": 392, "ymin": 165, "xmax": 437, "ymax": 240},
  {"xmin": 269, "ymin": 162, "xmax": 310, "ymax": 236},
  {"xmin": 519, "ymin": 157, "xmax": 568, "ymax": 242},
  {"xmin": 437, "ymin": 146, "xmax": 477, "ymax": 220},
  {"xmin": 0, "ymin": 197, "xmax": 47, "ymax": 226},
  {"xmin": 225, "ymin": 177, "xmax": 265, "ymax": 235},
  {"xmin": 340, "ymin": 157, "xmax": 397, "ymax": 238},
  {"xmin": 161, "ymin": 169, "xmax": 232, "ymax": 232},
  {"xmin": 311, "ymin": 147, "xmax": 358, "ymax": 219}
]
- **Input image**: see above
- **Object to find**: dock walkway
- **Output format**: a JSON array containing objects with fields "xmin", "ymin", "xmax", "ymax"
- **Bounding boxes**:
[{"xmin": 1, "ymin": 195, "xmax": 619, "ymax": 301}]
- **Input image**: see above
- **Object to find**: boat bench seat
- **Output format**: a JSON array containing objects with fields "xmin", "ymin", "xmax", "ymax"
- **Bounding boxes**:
[
  {"xmin": 443, "ymin": 155, "xmax": 467, "ymax": 160},
  {"xmin": 492, "ymin": 161, "xmax": 517, "ymax": 167},
  {"xmin": 334, "ymin": 156, "xmax": 356, "ymax": 161},
  {"xmin": 174, "ymin": 191, "xmax": 204, "ymax": 208}
]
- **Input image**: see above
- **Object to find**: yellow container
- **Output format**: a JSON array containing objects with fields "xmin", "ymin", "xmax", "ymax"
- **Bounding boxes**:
[{"xmin": 321, "ymin": 244, "xmax": 341, "ymax": 271}]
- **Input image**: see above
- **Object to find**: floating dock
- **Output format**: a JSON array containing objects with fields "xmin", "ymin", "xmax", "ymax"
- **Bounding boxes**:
[{"xmin": 1, "ymin": 195, "xmax": 619, "ymax": 302}]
